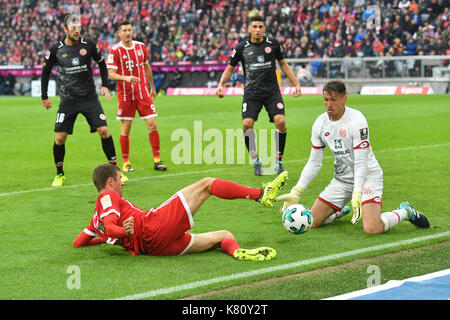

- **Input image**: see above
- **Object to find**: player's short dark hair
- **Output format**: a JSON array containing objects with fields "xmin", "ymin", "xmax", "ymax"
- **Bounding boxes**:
[
  {"xmin": 64, "ymin": 14, "xmax": 81, "ymax": 28},
  {"xmin": 249, "ymin": 15, "xmax": 264, "ymax": 24},
  {"xmin": 92, "ymin": 163, "xmax": 120, "ymax": 191},
  {"xmin": 118, "ymin": 20, "xmax": 132, "ymax": 30},
  {"xmin": 323, "ymin": 80, "xmax": 347, "ymax": 96}
]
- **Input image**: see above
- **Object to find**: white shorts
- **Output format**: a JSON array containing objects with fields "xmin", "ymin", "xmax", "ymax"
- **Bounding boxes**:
[{"xmin": 318, "ymin": 176, "xmax": 383, "ymax": 211}]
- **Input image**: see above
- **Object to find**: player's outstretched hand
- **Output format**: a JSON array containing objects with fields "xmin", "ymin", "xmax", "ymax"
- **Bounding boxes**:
[
  {"xmin": 123, "ymin": 216, "xmax": 134, "ymax": 236},
  {"xmin": 100, "ymin": 86, "xmax": 111, "ymax": 101},
  {"xmin": 42, "ymin": 98, "xmax": 52, "ymax": 110},
  {"xmin": 276, "ymin": 185, "xmax": 304, "ymax": 213}
]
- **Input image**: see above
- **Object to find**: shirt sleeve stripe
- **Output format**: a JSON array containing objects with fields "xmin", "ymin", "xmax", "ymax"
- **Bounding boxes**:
[{"xmin": 100, "ymin": 209, "xmax": 121, "ymax": 220}]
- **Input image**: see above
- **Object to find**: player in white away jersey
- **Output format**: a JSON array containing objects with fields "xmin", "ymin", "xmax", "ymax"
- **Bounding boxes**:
[{"xmin": 277, "ymin": 81, "xmax": 429, "ymax": 234}]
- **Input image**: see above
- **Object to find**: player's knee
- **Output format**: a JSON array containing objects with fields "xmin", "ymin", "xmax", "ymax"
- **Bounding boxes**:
[
  {"xmin": 219, "ymin": 230, "xmax": 235, "ymax": 240},
  {"xmin": 200, "ymin": 177, "xmax": 216, "ymax": 193},
  {"xmin": 97, "ymin": 126, "xmax": 110, "ymax": 138},
  {"xmin": 242, "ymin": 119, "xmax": 254, "ymax": 131},
  {"xmin": 274, "ymin": 116, "xmax": 286, "ymax": 131},
  {"xmin": 363, "ymin": 222, "xmax": 384, "ymax": 235}
]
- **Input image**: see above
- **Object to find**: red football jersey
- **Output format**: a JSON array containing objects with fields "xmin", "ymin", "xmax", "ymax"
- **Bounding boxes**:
[
  {"xmin": 84, "ymin": 190, "xmax": 147, "ymax": 254},
  {"xmin": 107, "ymin": 41, "xmax": 151, "ymax": 101}
]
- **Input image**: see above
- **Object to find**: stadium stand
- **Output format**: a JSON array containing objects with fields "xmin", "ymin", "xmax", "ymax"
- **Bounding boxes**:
[{"xmin": 0, "ymin": 0, "xmax": 448, "ymax": 94}]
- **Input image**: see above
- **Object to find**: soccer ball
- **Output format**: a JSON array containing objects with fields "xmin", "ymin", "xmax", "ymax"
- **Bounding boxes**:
[{"xmin": 282, "ymin": 204, "xmax": 313, "ymax": 234}]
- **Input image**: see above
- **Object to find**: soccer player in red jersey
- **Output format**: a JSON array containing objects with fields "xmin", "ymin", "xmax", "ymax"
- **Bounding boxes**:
[
  {"xmin": 73, "ymin": 163, "xmax": 289, "ymax": 260},
  {"xmin": 107, "ymin": 21, "xmax": 167, "ymax": 173}
]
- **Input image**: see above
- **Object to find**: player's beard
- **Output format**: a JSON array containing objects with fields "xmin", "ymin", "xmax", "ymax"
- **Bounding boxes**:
[{"xmin": 67, "ymin": 33, "xmax": 80, "ymax": 44}]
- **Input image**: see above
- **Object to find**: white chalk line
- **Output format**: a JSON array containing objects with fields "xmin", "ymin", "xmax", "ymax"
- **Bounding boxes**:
[
  {"xmin": 1, "ymin": 142, "xmax": 449, "ymax": 198},
  {"xmin": 113, "ymin": 231, "xmax": 450, "ymax": 300}
]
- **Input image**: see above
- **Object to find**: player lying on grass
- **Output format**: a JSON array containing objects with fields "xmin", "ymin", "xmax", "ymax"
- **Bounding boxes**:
[
  {"xmin": 73, "ymin": 163, "xmax": 288, "ymax": 261},
  {"xmin": 276, "ymin": 80, "xmax": 429, "ymax": 234}
]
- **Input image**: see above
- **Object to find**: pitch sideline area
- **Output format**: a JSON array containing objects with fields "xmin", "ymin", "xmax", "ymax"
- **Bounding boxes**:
[
  {"xmin": 326, "ymin": 268, "xmax": 450, "ymax": 300},
  {"xmin": 113, "ymin": 232, "xmax": 450, "ymax": 300}
]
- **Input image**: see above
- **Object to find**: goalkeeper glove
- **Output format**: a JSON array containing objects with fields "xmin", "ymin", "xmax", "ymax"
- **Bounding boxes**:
[
  {"xmin": 351, "ymin": 190, "xmax": 362, "ymax": 224},
  {"xmin": 276, "ymin": 185, "xmax": 304, "ymax": 213}
]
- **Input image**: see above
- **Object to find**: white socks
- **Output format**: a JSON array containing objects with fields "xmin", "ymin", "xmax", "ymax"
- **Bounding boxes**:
[{"xmin": 380, "ymin": 209, "xmax": 409, "ymax": 232}]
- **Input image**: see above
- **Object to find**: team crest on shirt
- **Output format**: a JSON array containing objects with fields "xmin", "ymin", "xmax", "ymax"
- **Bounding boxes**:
[
  {"xmin": 339, "ymin": 129, "xmax": 347, "ymax": 138},
  {"xmin": 265, "ymin": 46, "xmax": 272, "ymax": 54},
  {"xmin": 79, "ymin": 48, "xmax": 87, "ymax": 56},
  {"xmin": 101, "ymin": 195, "xmax": 112, "ymax": 209},
  {"xmin": 360, "ymin": 128, "xmax": 368, "ymax": 140}
]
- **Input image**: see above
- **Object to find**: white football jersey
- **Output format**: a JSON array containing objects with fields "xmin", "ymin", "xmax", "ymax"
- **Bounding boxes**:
[{"xmin": 311, "ymin": 106, "xmax": 382, "ymax": 184}]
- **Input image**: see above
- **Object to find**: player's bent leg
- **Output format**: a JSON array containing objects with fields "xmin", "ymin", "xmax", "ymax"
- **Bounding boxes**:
[
  {"xmin": 179, "ymin": 177, "xmax": 216, "ymax": 216},
  {"xmin": 186, "ymin": 230, "xmax": 235, "ymax": 254},
  {"xmin": 362, "ymin": 202, "xmax": 384, "ymax": 234},
  {"xmin": 310, "ymin": 198, "xmax": 338, "ymax": 228}
]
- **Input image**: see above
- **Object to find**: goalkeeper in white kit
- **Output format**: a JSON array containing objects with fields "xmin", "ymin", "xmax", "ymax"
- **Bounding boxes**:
[{"xmin": 277, "ymin": 80, "xmax": 429, "ymax": 234}]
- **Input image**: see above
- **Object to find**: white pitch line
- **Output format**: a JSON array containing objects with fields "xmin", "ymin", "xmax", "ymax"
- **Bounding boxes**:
[
  {"xmin": 113, "ymin": 231, "xmax": 450, "ymax": 300},
  {"xmin": 1, "ymin": 142, "xmax": 449, "ymax": 198}
]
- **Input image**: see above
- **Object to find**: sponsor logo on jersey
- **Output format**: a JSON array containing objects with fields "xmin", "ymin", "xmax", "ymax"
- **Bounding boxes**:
[
  {"xmin": 354, "ymin": 141, "xmax": 370, "ymax": 150},
  {"xmin": 108, "ymin": 54, "xmax": 114, "ymax": 63},
  {"xmin": 230, "ymin": 49, "xmax": 236, "ymax": 58},
  {"xmin": 71, "ymin": 58, "xmax": 80, "ymax": 66},
  {"xmin": 257, "ymin": 55, "xmax": 265, "ymax": 63},
  {"xmin": 101, "ymin": 195, "xmax": 112, "ymax": 209},
  {"xmin": 359, "ymin": 127, "xmax": 368, "ymax": 140},
  {"xmin": 45, "ymin": 50, "xmax": 51, "ymax": 60}
]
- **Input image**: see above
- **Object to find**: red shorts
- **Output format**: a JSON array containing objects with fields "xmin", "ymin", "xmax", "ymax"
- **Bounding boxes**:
[
  {"xmin": 141, "ymin": 191, "xmax": 194, "ymax": 256},
  {"xmin": 117, "ymin": 96, "xmax": 157, "ymax": 120}
]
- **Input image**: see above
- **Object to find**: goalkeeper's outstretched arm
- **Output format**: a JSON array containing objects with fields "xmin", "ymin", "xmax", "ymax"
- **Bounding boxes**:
[{"xmin": 277, "ymin": 147, "xmax": 324, "ymax": 211}]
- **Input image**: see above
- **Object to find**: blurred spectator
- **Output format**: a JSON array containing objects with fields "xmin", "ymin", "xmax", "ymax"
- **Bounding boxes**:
[
  {"xmin": 0, "ymin": 74, "xmax": 5, "ymax": 94},
  {"xmin": 406, "ymin": 35, "xmax": 418, "ymax": 55},
  {"xmin": 3, "ymin": 72, "xmax": 16, "ymax": 95}
]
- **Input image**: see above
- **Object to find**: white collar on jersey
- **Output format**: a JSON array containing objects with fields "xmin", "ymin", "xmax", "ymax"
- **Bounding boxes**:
[{"xmin": 120, "ymin": 41, "xmax": 135, "ymax": 50}]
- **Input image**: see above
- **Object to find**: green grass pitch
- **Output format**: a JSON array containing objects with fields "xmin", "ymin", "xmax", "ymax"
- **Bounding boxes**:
[{"xmin": 0, "ymin": 93, "xmax": 449, "ymax": 300}]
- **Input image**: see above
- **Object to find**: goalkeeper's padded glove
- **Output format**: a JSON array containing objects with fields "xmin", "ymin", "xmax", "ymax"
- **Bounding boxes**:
[
  {"xmin": 276, "ymin": 185, "xmax": 305, "ymax": 213},
  {"xmin": 351, "ymin": 190, "xmax": 362, "ymax": 224}
]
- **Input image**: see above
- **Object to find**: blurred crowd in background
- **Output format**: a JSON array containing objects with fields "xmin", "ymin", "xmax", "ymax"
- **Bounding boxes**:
[{"xmin": 0, "ymin": 0, "xmax": 448, "ymax": 68}]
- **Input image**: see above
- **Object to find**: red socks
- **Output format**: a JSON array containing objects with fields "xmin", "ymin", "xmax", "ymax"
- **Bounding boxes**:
[
  {"xmin": 221, "ymin": 238, "xmax": 240, "ymax": 256},
  {"xmin": 210, "ymin": 179, "xmax": 261, "ymax": 200},
  {"xmin": 149, "ymin": 130, "xmax": 161, "ymax": 162},
  {"xmin": 121, "ymin": 130, "xmax": 161, "ymax": 163},
  {"xmin": 120, "ymin": 134, "xmax": 129, "ymax": 163}
]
